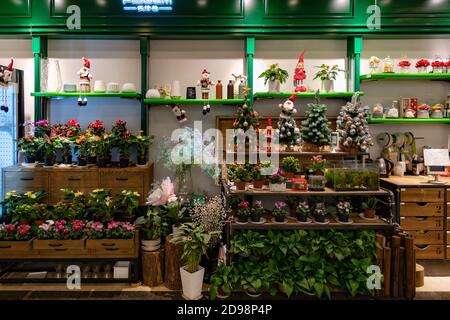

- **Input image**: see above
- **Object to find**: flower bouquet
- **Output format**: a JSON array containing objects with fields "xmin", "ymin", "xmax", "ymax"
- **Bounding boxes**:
[{"xmin": 415, "ymin": 59, "xmax": 430, "ymax": 73}]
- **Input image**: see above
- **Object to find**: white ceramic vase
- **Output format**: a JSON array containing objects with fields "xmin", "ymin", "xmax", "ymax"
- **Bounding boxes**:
[
  {"xmin": 268, "ymin": 80, "xmax": 281, "ymax": 92},
  {"xmin": 141, "ymin": 238, "xmax": 161, "ymax": 252},
  {"xmin": 47, "ymin": 59, "xmax": 63, "ymax": 93},
  {"xmin": 180, "ymin": 266, "xmax": 205, "ymax": 300},
  {"xmin": 171, "ymin": 80, "xmax": 181, "ymax": 99},
  {"xmin": 417, "ymin": 67, "xmax": 428, "ymax": 73},
  {"xmin": 321, "ymin": 79, "xmax": 334, "ymax": 93}
]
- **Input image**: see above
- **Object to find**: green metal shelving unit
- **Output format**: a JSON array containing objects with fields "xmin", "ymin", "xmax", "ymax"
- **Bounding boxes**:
[
  {"xmin": 367, "ymin": 118, "xmax": 450, "ymax": 124},
  {"xmin": 361, "ymin": 73, "xmax": 450, "ymax": 81},
  {"xmin": 144, "ymin": 98, "xmax": 244, "ymax": 105},
  {"xmin": 254, "ymin": 92, "xmax": 363, "ymax": 100},
  {"xmin": 31, "ymin": 92, "xmax": 141, "ymax": 99}
]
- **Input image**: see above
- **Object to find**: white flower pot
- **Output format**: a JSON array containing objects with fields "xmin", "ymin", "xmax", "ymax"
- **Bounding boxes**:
[
  {"xmin": 417, "ymin": 67, "xmax": 428, "ymax": 73},
  {"xmin": 141, "ymin": 238, "xmax": 161, "ymax": 252},
  {"xmin": 180, "ymin": 265, "xmax": 205, "ymax": 300},
  {"xmin": 268, "ymin": 80, "xmax": 281, "ymax": 92},
  {"xmin": 321, "ymin": 79, "xmax": 334, "ymax": 93},
  {"xmin": 269, "ymin": 183, "xmax": 286, "ymax": 192}
]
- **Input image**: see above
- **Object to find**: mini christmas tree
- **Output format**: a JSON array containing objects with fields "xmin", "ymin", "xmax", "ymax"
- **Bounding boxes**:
[
  {"xmin": 276, "ymin": 94, "xmax": 301, "ymax": 148},
  {"xmin": 300, "ymin": 91, "xmax": 332, "ymax": 147},
  {"xmin": 336, "ymin": 92, "xmax": 372, "ymax": 152},
  {"xmin": 232, "ymin": 87, "xmax": 260, "ymax": 132}
]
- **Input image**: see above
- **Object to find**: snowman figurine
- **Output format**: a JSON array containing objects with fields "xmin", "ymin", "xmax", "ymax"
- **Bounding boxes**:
[
  {"xmin": 0, "ymin": 58, "xmax": 13, "ymax": 86},
  {"xmin": 279, "ymin": 93, "xmax": 298, "ymax": 119},
  {"xmin": 77, "ymin": 57, "xmax": 93, "ymax": 107},
  {"xmin": 171, "ymin": 104, "xmax": 187, "ymax": 123}
]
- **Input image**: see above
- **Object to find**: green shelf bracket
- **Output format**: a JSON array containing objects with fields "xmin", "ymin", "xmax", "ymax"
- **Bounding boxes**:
[
  {"xmin": 245, "ymin": 37, "xmax": 255, "ymax": 107},
  {"xmin": 140, "ymin": 37, "xmax": 149, "ymax": 135},
  {"xmin": 347, "ymin": 36, "xmax": 362, "ymax": 92},
  {"xmin": 32, "ymin": 36, "xmax": 48, "ymax": 122}
]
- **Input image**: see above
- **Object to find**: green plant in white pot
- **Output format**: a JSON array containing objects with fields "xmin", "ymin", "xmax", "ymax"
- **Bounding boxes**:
[
  {"xmin": 134, "ymin": 209, "xmax": 161, "ymax": 252},
  {"xmin": 170, "ymin": 222, "xmax": 220, "ymax": 300},
  {"xmin": 313, "ymin": 64, "xmax": 345, "ymax": 93},
  {"xmin": 258, "ymin": 64, "xmax": 289, "ymax": 92}
]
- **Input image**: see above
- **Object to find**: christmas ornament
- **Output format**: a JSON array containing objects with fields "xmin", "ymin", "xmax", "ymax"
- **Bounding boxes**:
[
  {"xmin": 197, "ymin": 69, "xmax": 214, "ymax": 100},
  {"xmin": 277, "ymin": 94, "xmax": 301, "ymax": 148},
  {"xmin": 0, "ymin": 58, "xmax": 13, "ymax": 86},
  {"xmin": 336, "ymin": 92, "xmax": 373, "ymax": 152},
  {"xmin": 300, "ymin": 91, "xmax": 332, "ymax": 148},
  {"xmin": 77, "ymin": 57, "xmax": 92, "ymax": 106},
  {"xmin": 294, "ymin": 51, "xmax": 307, "ymax": 93},
  {"xmin": 170, "ymin": 104, "xmax": 187, "ymax": 124}
]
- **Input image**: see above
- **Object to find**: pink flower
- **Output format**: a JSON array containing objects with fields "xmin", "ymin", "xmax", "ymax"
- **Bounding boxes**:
[
  {"xmin": 312, "ymin": 155, "xmax": 323, "ymax": 162},
  {"xmin": 17, "ymin": 225, "xmax": 31, "ymax": 235},
  {"xmin": 63, "ymin": 228, "xmax": 70, "ymax": 234},
  {"xmin": 238, "ymin": 201, "xmax": 249, "ymax": 209},
  {"xmin": 147, "ymin": 177, "xmax": 176, "ymax": 207},
  {"xmin": 121, "ymin": 222, "xmax": 134, "ymax": 232},
  {"xmin": 115, "ymin": 120, "xmax": 126, "ymax": 126},
  {"xmin": 71, "ymin": 220, "xmax": 85, "ymax": 230},
  {"xmin": 107, "ymin": 221, "xmax": 120, "ymax": 230},
  {"xmin": 275, "ymin": 201, "xmax": 287, "ymax": 210},
  {"xmin": 5, "ymin": 224, "xmax": 15, "ymax": 231},
  {"xmin": 39, "ymin": 223, "xmax": 50, "ymax": 231},
  {"xmin": 36, "ymin": 120, "xmax": 49, "ymax": 127},
  {"xmin": 66, "ymin": 119, "xmax": 80, "ymax": 127},
  {"xmin": 90, "ymin": 222, "xmax": 104, "ymax": 232}
]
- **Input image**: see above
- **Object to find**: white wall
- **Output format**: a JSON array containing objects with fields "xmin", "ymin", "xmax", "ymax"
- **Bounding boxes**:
[{"xmin": 361, "ymin": 39, "xmax": 450, "ymax": 159}]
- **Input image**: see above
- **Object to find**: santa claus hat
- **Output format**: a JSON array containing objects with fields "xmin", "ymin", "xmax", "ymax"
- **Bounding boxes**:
[
  {"xmin": 7, "ymin": 58, "xmax": 13, "ymax": 71},
  {"xmin": 83, "ymin": 57, "xmax": 90, "ymax": 69},
  {"xmin": 202, "ymin": 69, "xmax": 210, "ymax": 74},
  {"xmin": 288, "ymin": 93, "xmax": 297, "ymax": 102},
  {"xmin": 297, "ymin": 51, "xmax": 305, "ymax": 63}
]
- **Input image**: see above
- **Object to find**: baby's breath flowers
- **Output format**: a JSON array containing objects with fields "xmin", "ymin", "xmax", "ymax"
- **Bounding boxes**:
[{"xmin": 192, "ymin": 196, "xmax": 226, "ymax": 246}]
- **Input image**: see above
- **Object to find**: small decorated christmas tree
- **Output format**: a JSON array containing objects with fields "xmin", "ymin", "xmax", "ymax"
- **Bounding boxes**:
[
  {"xmin": 232, "ymin": 87, "xmax": 260, "ymax": 132},
  {"xmin": 336, "ymin": 92, "xmax": 372, "ymax": 152},
  {"xmin": 300, "ymin": 91, "xmax": 331, "ymax": 149},
  {"xmin": 276, "ymin": 94, "xmax": 301, "ymax": 149}
]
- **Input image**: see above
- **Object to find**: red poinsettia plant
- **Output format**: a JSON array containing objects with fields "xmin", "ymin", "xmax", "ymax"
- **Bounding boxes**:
[
  {"xmin": 398, "ymin": 60, "xmax": 411, "ymax": 67},
  {"xmin": 87, "ymin": 120, "xmax": 106, "ymax": 136},
  {"xmin": 415, "ymin": 59, "xmax": 430, "ymax": 68},
  {"xmin": 63, "ymin": 119, "xmax": 81, "ymax": 138},
  {"xmin": 432, "ymin": 60, "xmax": 445, "ymax": 67},
  {"xmin": 34, "ymin": 119, "xmax": 51, "ymax": 137}
]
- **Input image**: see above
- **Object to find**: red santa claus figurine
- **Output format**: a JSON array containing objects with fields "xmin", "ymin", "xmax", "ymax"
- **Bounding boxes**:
[
  {"xmin": 197, "ymin": 69, "xmax": 214, "ymax": 100},
  {"xmin": 294, "ymin": 51, "xmax": 307, "ymax": 93},
  {"xmin": 171, "ymin": 104, "xmax": 187, "ymax": 124},
  {"xmin": 0, "ymin": 58, "xmax": 14, "ymax": 86},
  {"xmin": 279, "ymin": 93, "xmax": 298, "ymax": 119},
  {"xmin": 77, "ymin": 57, "xmax": 93, "ymax": 93}
]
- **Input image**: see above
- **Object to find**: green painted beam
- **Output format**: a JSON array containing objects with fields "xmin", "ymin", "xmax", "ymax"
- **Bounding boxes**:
[
  {"xmin": 347, "ymin": 36, "xmax": 362, "ymax": 92},
  {"xmin": 31, "ymin": 92, "xmax": 141, "ymax": 99},
  {"xmin": 254, "ymin": 92, "xmax": 364, "ymax": 99},
  {"xmin": 361, "ymin": 73, "xmax": 450, "ymax": 81},
  {"xmin": 32, "ymin": 36, "xmax": 47, "ymax": 122},
  {"xmin": 140, "ymin": 37, "xmax": 149, "ymax": 135},
  {"xmin": 144, "ymin": 98, "xmax": 244, "ymax": 105},
  {"xmin": 246, "ymin": 37, "xmax": 255, "ymax": 106},
  {"xmin": 368, "ymin": 118, "xmax": 450, "ymax": 124}
]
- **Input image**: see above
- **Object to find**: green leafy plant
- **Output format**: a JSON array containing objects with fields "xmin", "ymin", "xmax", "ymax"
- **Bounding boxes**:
[
  {"xmin": 51, "ymin": 189, "xmax": 87, "ymax": 221},
  {"xmin": 269, "ymin": 168, "xmax": 287, "ymax": 184},
  {"xmin": 258, "ymin": 64, "xmax": 289, "ymax": 85},
  {"xmin": 135, "ymin": 130, "xmax": 154, "ymax": 158},
  {"xmin": 210, "ymin": 263, "xmax": 237, "ymax": 300},
  {"xmin": 227, "ymin": 164, "xmax": 252, "ymax": 183},
  {"xmin": 313, "ymin": 64, "xmax": 345, "ymax": 81},
  {"xmin": 362, "ymin": 197, "xmax": 378, "ymax": 211},
  {"xmin": 307, "ymin": 155, "xmax": 327, "ymax": 174},
  {"xmin": 281, "ymin": 157, "xmax": 300, "ymax": 174},
  {"xmin": 17, "ymin": 136, "xmax": 38, "ymax": 157},
  {"xmin": 286, "ymin": 196, "xmax": 298, "ymax": 210},
  {"xmin": 88, "ymin": 189, "xmax": 115, "ymax": 221},
  {"xmin": 170, "ymin": 222, "xmax": 220, "ymax": 273},
  {"xmin": 113, "ymin": 190, "xmax": 140, "ymax": 217},
  {"xmin": 135, "ymin": 210, "xmax": 161, "ymax": 241},
  {"xmin": 229, "ymin": 230, "xmax": 265, "ymax": 257}
]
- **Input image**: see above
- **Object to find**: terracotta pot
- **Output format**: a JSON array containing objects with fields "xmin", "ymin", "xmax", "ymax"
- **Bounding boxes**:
[
  {"xmin": 253, "ymin": 180, "xmax": 265, "ymax": 189},
  {"xmin": 234, "ymin": 181, "xmax": 246, "ymax": 190},
  {"xmin": 364, "ymin": 209, "xmax": 376, "ymax": 219}
]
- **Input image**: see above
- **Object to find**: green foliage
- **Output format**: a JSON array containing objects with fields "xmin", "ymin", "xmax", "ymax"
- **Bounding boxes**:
[
  {"xmin": 210, "ymin": 263, "xmax": 238, "ymax": 300},
  {"xmin": 134, "ymin": 210, "xmax": 161, "ymax": 240},
  {"xmin": 281, "ymin": 157, "xmax": 300, "ymax": 174},
  {"xmin": 228, "ymin": 230, "xmax": 378, "ymax": 299},
  {"xmin": 300, "ymin": 94, "xmax": 332, "ymax": 147},
  {"xmin": 313, "ymin": 64, "xmax": 345, "ymax": 81},
  {"xmin": 258, "ymin": 64, "xmax": 289, "ymax": 85},
  {"xmin": 362, "ymin": 197, "xmax": 378, "ymax": 211},
  {"xmin": 325, "ymin": 168, "xmax": 379, "ymax": 191},
  {"xmin": 113, "ymin": 190, "xmax": 140, "ymax": 216},
  {"xmin": 227, "ymin": 164, "xmax": 252, "ymax": 183},
  {"xmin": 51, "ymin": 189, "xmax": 87, "ymax": 221}
]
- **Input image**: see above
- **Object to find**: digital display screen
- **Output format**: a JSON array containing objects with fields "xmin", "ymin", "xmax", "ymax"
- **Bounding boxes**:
[{"xmin": 122, "ymin": 0, "xmax": 173, "ymax": 13}]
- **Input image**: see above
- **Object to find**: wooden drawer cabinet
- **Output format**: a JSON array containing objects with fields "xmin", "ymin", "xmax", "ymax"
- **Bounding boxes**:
[
  {"xmin": 415, "ymin": 245, "xmax": 444, "ymax": 259},
  {"xmin": 400, "ymin": 188, "xmax": 445, "ymax": 203},
  {"xmin": 408, "ymin": 231, "xmax": 443, "ymax": 245},
  {"xmin": 33, "ymin": 239, "xmax": 86, "ymax": 250},
  {"xmin": 50, "ymin": 171, "xmax": 99, "ymax": 188},
  {"xmin": 399, "ymin": 202, "xmax": 444, "ymax": 217},
  {"xmin": 400, "ymin": 217, "xmax": 443, "ymax": 230},
  {"xmin": 100, "ymin": 172, "xmax": 144, "ymax": 188}
]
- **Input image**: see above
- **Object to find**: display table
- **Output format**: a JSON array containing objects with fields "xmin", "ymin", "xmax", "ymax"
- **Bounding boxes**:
[{"xmin": 381, "ymin": 176, "xmax": 450, "ymax": 260}]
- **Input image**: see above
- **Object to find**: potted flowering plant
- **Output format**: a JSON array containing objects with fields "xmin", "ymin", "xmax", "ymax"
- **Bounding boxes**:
[
  {"xmin": 236, "ymin": 200, "xmax": 251, "ymax": 223},
  {"xmin": 0, "ymin": 224, "xmax": 33, "ymax": 256},
  {"xmin": 36, "ymin": 137, "xmax": 62, "ymax": 167},
  {"xmin": 34, "ymin": 119, "xmax": 51, "ymax": 137},
  {"xmin": 59, "ymin": 136, "xmax": 74, "ymax": 165},
  {"xmin": 18, "ymin": 136, "xmax": 38, "ymax": 164},
  {"xmin": 269, "ymin": 168, "xmax": 287, "ymax": 192},
  {"xmin": 95, "ymin": 134, "xmax": 111, "ymax": 167},
  {"xmin": 33, "ymin": 219, "xmax": 86, "ymax": 252},
  {"xmin": 307, "ymin": 155, "xmax": 327, "ymax": 191},
  {"xmin": 272, "ymin": 201, "xmax": 288, "ymax": 223},
  {"xmin": 88, "ymin": 189, "xmax": 115, "ymax": 221},
  {"xmin": 113, "ymin": 190, "xmax": 140, "ymax": 219},
  {"xmin": 227, "ymin": 164, "xmax": 252, "ymax": 191},
  {"xmin": 432, "ymin": 60, "xmax": 445, "ymax": 73},
  {"xmin": 111, "ymin": 120, "xmax": 132, "ymax": 167},
  {"xmin": 135, "ymin": 130, "xmax": 154, "ymax": 165},
  {"xmin": 251, "ymin": 164, "xmax": 266, "ymax": 189},
  {"xmin": 296, "ymin": 201, "xmax": 311, "ymax": 222},
  {"xmin": 280, "ymin": 157, "xmax": 300, "ymax": 179},
  {"xmin": 170, "ymin": 222, "xmax": 220, "ymax": 300},
  {"xmin": 398, "ymin": 59, "xmax": 411, "ymax": 73},
  {"xmin": 258, "ymin": 64, "xmax": 289, "ymax": 92},
  {"xmin": 87, "ymin": 120, "xmax": 106, "ymax": 136},
  {"xmin": 336, "ymin": 200, "xmax": 352, "ymax": 223},
  {"xmin": 75, "ymin": 134, "xmax": 89, "ymax": 166},
  {"xmin": 1, "ymin": 191, "xmax": 47, "ymax": 219},
  {"xmin": 51, "ymin": 189, "xmax": 86, "ymax": 221},
  {"xmin": 85, "ymin": 221, "xmax": 136, "ymax": 255},
  {"xmin": 415, "ymin": 59, "xmax": 430, "ymax": 73},
  {"xmin": 417, "ymin": 104, "xmax": 430, "ymax": 119},
  {"xmin": 362, "ymin": 197, "xmax": 378, "ymax": 219},
  {"xmin": 11, "ymin": 203, "xmax": 48, "ymax": 225},
  {"xmin": 250, "ymin": 201, "xmax": 265, "ymax": 223},
  {"xmin": 314, "ymin": 202, "xmax": 328, "ymax": 223},
  {"xmin": 134, "ymin": 210, "xmax": 161, "ymax": 251},
  {"xmin": 314, "ymin": 64, "xmax": 345, "ymax": 93}
]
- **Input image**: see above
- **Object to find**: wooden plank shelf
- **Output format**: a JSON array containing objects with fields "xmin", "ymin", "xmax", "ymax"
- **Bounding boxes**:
[
  {"xmin": 144, "ymin": 98, "xmax": 244, "ymax": 105},
  {"xmin": 361, "ymin": 73, "xmax": 450, "ymax": 81},
  {"xmin": 230, "ymin": 216, "xmax": 393, "ymax": 231},
  {"xmin": 254, "ymin": 92, "xmax": 363, "ymax": 100},
  {"xmin": 368, "ymin": 118, "xmax": 450, "ymax": 124},
  {"xmin": 31, "ymin": 92, "xmax": 141, "ymax": 99}
]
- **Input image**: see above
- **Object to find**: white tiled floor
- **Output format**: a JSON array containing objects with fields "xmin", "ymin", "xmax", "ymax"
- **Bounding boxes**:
[{"xmin": 416, "ymin": 277, "xmax": 450, "ymax": 292}]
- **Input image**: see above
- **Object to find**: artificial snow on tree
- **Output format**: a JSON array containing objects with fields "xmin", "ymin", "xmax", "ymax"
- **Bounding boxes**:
[
  {"xmin": 336, "ymin": 92, "xmax": 373, "ymax": 152},
  {"xmin": 300, "ymin": 91, "xmax": 332, "ymax": 149},
  {"xmin": 276, "ymin": 93, "xmax": 301, "ymax": 149}
]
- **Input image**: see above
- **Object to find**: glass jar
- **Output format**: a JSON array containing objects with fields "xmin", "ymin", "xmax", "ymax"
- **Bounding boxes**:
[
  {"xmin": 431, "ymin": 105, "xmax": 444, "ymax": 119},
  {"xmin": 417, "ymin": 105, "xmax": 430, "ymax": 119},
  {"xmin": 372, "ymin": 103, "xmax": 384, "ymax": 118},
  {"xmin": 386, "ymin": 101, "xmax": 400, "ymax": 118},
  {"xmin": 383, "ymin": 56, "xmax": 394, "ymax": 73}
]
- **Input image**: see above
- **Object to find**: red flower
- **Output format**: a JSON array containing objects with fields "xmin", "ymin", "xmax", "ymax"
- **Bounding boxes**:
[
  {"xmin": 416, "ymin": 59, "xmax": 430, "ymax": 68},
  {"xmin": 432, "ymin": 61, "xmax": 445, "ymax": 67},
  {"xmin": 5, "ymin": 224, "xmax": 15, "ymax": 231},
  {"xmin": 398, "ymin": 60, "xmax": 411, "ymax": 67},
  {"xmin": 17, "ymin": 225, "xmax": 30, "ymax": 235},
  {"xmin": 115, "ymin": 120, "xmax": 127, "ymax": 126},
  {"xmin": 238, "ymin": 201, "xmax": 249, "ymax": 209},
  {"xmin": 66, "ymin": 119, "xmax": 80, "ymax": 127}
]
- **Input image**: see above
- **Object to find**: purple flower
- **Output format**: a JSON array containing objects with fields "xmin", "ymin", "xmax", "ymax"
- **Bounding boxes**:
[{"xmin": 275, "ymin": 201, "xmax": 286, "ymax": 210}]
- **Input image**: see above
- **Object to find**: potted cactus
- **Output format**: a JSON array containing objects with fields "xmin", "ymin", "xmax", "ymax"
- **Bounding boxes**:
[{"xmin": 362, "ymin": 197, "xmax": 378, "ymax": 219}]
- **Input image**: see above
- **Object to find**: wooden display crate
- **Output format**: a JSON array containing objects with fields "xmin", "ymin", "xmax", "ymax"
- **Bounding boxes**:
[{"xmin": 0, "ymin": 240, "xmax": 34, "ymax": 257}]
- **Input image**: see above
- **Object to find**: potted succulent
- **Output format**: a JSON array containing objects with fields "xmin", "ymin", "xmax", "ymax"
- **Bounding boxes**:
[
  {"xmin": 336, "ymin": 200, "xmax": 352, "ymax": 223},
  {"xmin": 18, "ymin": 136, "xmax": 38, "ymax": 165},
  {"xmin": 362, "ymin": 197, "xmax": 378, "ymax": 219},
  {"xmin": 296, "ymin": 201, "xmax": 311, "ymax": 222},
  {"xmin": 258, "ymin": 64, "xmax": 289, "ymax": 92},
  {"xmin": 170, "ymin": 222, "xmax": 219, "ymax": 300},
  {"xmin": 415, "ymin": 59, "xmax": 430, "ymax": 73},
  {"xmin": 210, "ymin": 263, "xmax": 236, "ymax": 300},
  {"xmin": 236, "ymin": 200, "xmax": 251, "ymax": 223},
  {"xmin": 250, "ymin": 201, "xmax": 265, "ymax": 223},
  {"xmin": 228, "ymin": 164, "xmax": 251, "ymax": 191},
  {"xmin": 135, "ymin": 209, "xmax": 161, "ymax": 251},
  {"xmin": 272, "ymin": 201, "xmax": 288, "ymax": 223},
  {"xmin": 269, "ymin": 168, "xmax": 287, "ymax": 192},
  {"xmin": 313, "ymin": 64, "xmax": 345, "ymax": 93},
  {"xmin": 280, "ymin": 157, "xmax": 300, "ymax": 179},
  {"xmin": 251, "ymin": 164, "xmax": 266, "ymax": 189},
  {"xmin": 314, "ymin": 202, "xmax": 327, "ymax": 223},
  {"xmin": 135, "ymin": 130, "xmax": 154, "ymax": 166}
]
